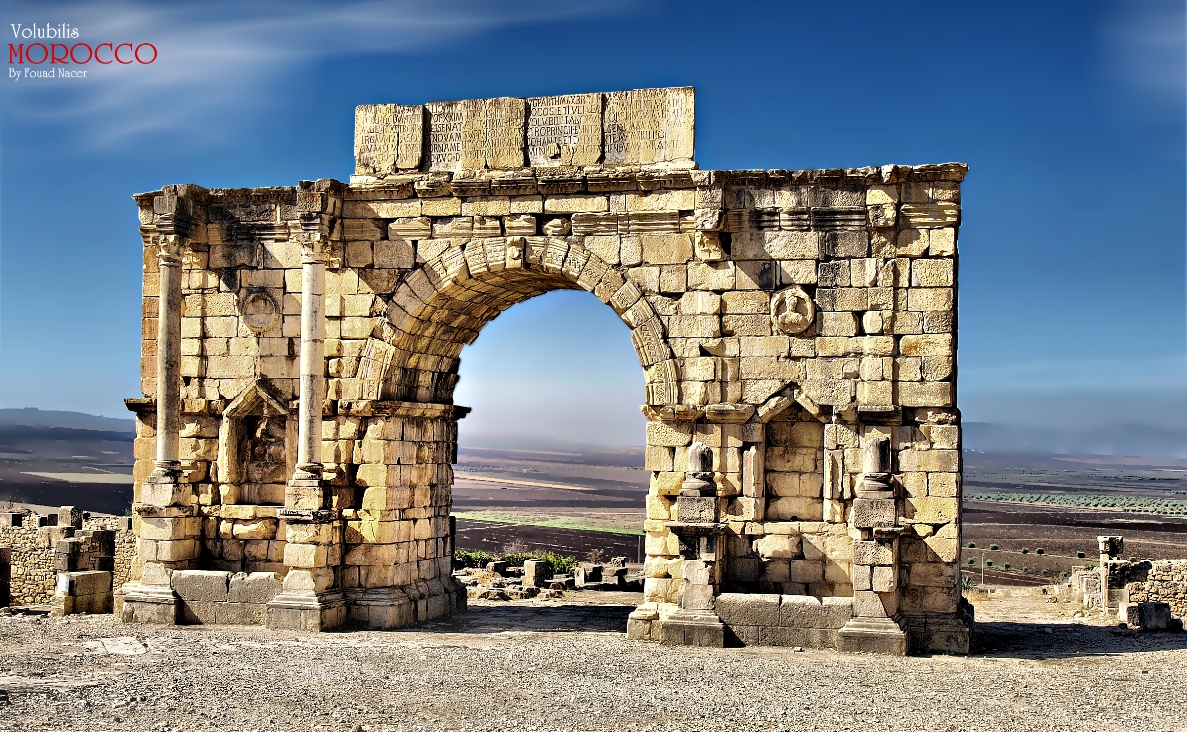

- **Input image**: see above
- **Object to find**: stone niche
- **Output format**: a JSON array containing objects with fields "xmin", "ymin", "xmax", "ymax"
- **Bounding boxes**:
[
  {"xmin": 216, "ymin": 380, "xmax": 294, "ymax": 506},
  {"xmin": 124, "ymin": 87, "xmax": 971, "ymax": 655}
]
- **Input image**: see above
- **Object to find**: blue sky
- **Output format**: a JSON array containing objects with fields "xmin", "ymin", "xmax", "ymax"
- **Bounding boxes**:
[{"xmin": 0, "ymin": 0, "xmax": 1183, "ymax": 447}]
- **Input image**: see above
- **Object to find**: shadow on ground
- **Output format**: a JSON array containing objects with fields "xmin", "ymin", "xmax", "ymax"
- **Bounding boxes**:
[
  {"xmin": 972, "ymin": 621, "xmax": 1187, "ymax": 659},
  {"xmin": 394, "ymin": 598, "xmax": 1187, "ymax": 659},
  {"xmin": 412, "ymin": 603, "xmax": 635, "ymax": 635}
]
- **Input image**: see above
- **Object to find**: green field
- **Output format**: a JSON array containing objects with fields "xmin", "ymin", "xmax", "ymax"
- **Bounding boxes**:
[{"xmin": 966, "ymin": 492, "xmax": 1187, "ymax": 516}]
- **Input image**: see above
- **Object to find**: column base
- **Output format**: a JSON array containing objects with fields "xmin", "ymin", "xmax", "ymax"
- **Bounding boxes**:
[
  {"xmin": 141, "ymin": 464, "xmax": 190, "ymax": 507},
  {"xmin": 627, "ymin": 602, "xmax": 660, "ymax": 641},
  {"xmin": 344, "ymin": 587, "xmax": 414, "ymax": 629},
  {"xmin": 119, "ymin": 582, "xmax": 181, "ymax": 625},
  {"xmin": 342, "ymin": 579, "xmax": 466, "ymax": 629},
  {"xmin": 265, "ymin": 590, "xmax": 346, "ymax": 631},
  {"xmin": 657, "ymin": 608, "xmax": 725, "ymax": 647},
  {"xmin": 903, "ymin": 599, "xmax": 975, "ymax": 655},
  {"xmin": 284, "ymin": 469, "xmax": 331, "ymax": 511},
  {"xmin": 838, "ymin": 615, "xmax": 909, "ymax": 655}
]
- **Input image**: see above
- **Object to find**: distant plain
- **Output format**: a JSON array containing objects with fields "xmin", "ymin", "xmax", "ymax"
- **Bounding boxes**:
[{"xmin": 1, "ymin": 409, "xmax": 1185, "ymax": 581}]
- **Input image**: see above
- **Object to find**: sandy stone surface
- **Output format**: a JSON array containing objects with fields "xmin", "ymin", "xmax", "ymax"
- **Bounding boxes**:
[{"xmin": 1, "ymin": 594, "xmax": 1185, "ymax": 732}]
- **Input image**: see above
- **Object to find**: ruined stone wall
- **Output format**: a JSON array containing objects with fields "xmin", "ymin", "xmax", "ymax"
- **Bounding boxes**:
[
  {"xmin": 1126, "ymin": 560, "xmax": 1187, "ymax": 619},
  {"xmin": 0, "ymin": 526, "xmax": 53, "ymax": 605},
  {"xmin": 0, "ymin": 516, "xmax": 133, "ymax": 606}
]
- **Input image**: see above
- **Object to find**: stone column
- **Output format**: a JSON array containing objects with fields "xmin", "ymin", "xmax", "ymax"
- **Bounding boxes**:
[
  {"xmin": 150, "ymin": 234, "xmax": 184, "ymax": 489},
  {"xmin": 286, "ymin": 232, "xmax": 330, "ymax": 509},
  {"xmin": 122, "ymin": 234, "xmax": 200, "ymax": 625},
  {"xmin": 268, "ymin": 231, "xmax": 345, "ymax": 631},
  {"xmin": 649, "ymin": 441, "xmax": 726, "ymax": 647}
]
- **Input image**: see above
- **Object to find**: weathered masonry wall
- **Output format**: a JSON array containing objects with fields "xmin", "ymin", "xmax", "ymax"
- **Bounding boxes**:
[
  {"xmin": 1123, "ymin": 560, "xmax": 1187, "ymax": 619},
  {"xmin": 123, "ymin": 87, "xmax": 969, "ymax": 654},
  {"xmin": 0, "ymin": 512, "xmax": 134, "ymax": 607}
]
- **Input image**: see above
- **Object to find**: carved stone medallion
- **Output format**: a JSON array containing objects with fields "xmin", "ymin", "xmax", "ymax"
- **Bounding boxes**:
[
  {"xmin": 241, "ymin": 292, "xmax": 280, "ymax": 334},
  {"xmin": 693, "ymin": 231, "xmax": 723, "ymax": 262},
  {"xmin": 770, "ymin": 286, "xmax": 814, "ymax": 335}
]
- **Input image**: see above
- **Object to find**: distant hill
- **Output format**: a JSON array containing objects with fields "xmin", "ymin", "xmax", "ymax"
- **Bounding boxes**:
[
  {"xmin": 964, "ymin": 422, "xmax": 1187, "ymax": 460},
  {"xmin": 0, "ymin": 408, "xmax": 135, "ymax": 433}
]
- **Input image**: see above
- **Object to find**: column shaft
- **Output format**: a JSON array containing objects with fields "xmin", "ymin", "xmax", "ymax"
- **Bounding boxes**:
[
  {"xmin": 154, "ymin": 235, "xmax": 183, "ymax": 474},
  {"xmin": 296, "ymin": 237, "xmax": 326, "ymax": 473}
]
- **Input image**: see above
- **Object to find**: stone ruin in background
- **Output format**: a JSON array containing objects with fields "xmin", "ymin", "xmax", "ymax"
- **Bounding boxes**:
[{"xmin": 120, "ymin": 87, "xmax": 971, "ymax": 654}]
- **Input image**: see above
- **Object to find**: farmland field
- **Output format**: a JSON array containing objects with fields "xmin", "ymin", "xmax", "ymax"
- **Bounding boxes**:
[{"xmin": 960, "ymin": 451, "xmax": 1187, "ymax": 585}]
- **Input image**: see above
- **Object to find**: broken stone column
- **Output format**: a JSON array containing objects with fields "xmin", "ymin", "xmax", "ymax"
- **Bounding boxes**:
[
  {"xmin": 654, "ymin": 441, "xmax": 727, "ymax": 647},
  {"xmin": 1098, "ymin": 535, "xmax": 1126, "ymax": 613},
  {"xmin": 123, "ymin": 233, "xmax": 200, "ymax": 625},
  {"xmin": 839, "ymin": 435, "xmax": 909, "ymax": 655}
]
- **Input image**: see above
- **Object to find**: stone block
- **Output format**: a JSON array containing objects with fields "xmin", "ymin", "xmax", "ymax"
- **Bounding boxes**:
[
  {"xmin": 789, "ymin": 559, "xmax": 823, "ymax": 584},
  {"xmin": 228, "ymin": 572, "xmax": 282, "ymax": 604},
  {"xmin": 906, "ymin": 496, "xmax": 959, "ymax": 524},
  {"xmin": 716, "ymin": 593, "xmax": 780, "ymax": 627},
  {"xmin": 761, "ymin": 626, "xmax": 840, "ymax": 649},
  {"xmin": 872, "ymin": 565, "xmax": 897, "ymax": 592},
  {"xmin": 852, "ymin": 541, "xmax": 894, "ymax": 566},
  {"xmin": 851, "ymin": 498, "xmax": 895, "ymax": 528},
  {"xmin": 754, "ymin": 534, "xmax": 802, "ymax": 560},
  {"xmin": 171, "ymin": 570, "xmax": 231, "ymax": 602},
  {"xmin": 658, "ymin": 617, "xmax": 726, "ymax": 647},
  {"xmin": 1121, "ymin": 601, "xmax": 1172, "ymax": 631},
  {"xmin": 57, "ymin": 570, "xmax": 112, "ymax": 598},
  {"xmin": 910, "ymin": 562, "xmax": 956, "ymax": 588},
  {"xmin": 837, "ymin": 618, "xmax": 908, "ymax": 655},
  {"xmin": 852, "ymin": 590, "xmax": 890, "ymax": 618},
  {"xmin": 726, "ymin": 623, "xmax": 764, "ymax": 647}
]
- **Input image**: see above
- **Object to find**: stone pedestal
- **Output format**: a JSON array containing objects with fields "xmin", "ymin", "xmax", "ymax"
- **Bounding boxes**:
[
  {"xmin": 120, "ymin": 581, "xmax": 182, "ymax": 625},
  {"xmin": 661, "ymin": 520, "xmax": 726, "ymax": 648},
  {"xmin": 266, "ymin": 589, "xmax": 347, "ymax": 631},
  {"xmin": 658, "ymin": 608, "xmax": 726, "ymax": 647},
  {"xmin": 267, "ymin": 507, "xmax": 344, "ymax": 631},
  {"xmin": 838, "ymin": 616, "xmax": 909, "ymax": 655}
]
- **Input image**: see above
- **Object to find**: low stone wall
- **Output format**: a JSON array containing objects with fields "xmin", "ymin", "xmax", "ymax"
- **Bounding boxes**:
[
  {"xmin": 1127, "ymin": 560, "xmax": 1187, "ymax": 619},
  {"xmin": 170, "ymin": 569, "xmax": 282, "ymax": 625},
  {"xmin": 0, "ymin": 512, "xmax": 134, "ymax": 607},
  {"xmin": 715, "ymin": 593, "xmax": 853, "ymax": 648}
]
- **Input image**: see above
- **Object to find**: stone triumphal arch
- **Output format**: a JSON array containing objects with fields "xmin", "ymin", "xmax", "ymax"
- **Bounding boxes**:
[{"xmin": 121, "ymin": 88, "xmax": 971, "ymax": 654}]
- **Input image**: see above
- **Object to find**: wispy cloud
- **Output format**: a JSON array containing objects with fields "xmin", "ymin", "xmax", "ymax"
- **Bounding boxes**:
[
  {"xmin": 1099, "ymin": 0, "xmax": 1186, "ymax": 127},
  {"xmin": 2, "ymin": 0, "xmax": 624, "ymax": 146}
]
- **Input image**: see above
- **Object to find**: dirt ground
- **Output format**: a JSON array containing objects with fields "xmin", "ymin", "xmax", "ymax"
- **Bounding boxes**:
[{"xmin": 0, "ymin": 591, "xmax": 1184, "ymax": 732}]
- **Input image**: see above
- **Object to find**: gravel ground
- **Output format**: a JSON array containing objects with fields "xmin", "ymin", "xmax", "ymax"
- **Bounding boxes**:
[{"xmin": 1, "ymin": 593, "xmax": 1185, "ymax": 732}]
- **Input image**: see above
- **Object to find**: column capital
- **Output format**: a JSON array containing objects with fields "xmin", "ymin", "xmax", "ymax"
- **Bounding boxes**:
[
  {"xmin": 154, "ymin": 234, "xmax": 184, "ymax": 267},
  {"xmin": 296, "ymin": 232, "xmax": 328, "ymax": 265}
]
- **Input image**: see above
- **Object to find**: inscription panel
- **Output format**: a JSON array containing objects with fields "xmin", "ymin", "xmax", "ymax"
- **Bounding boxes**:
[
  {"xmin": 428, "ymin": 98, "xmax": 525, "ymax": 172},
  {"xmin": 354, "ymin": 104, "xmax": 423, "ymax": 175},
  {"xmin": 603, "ymin": 87, "xmax": 694, "ymax": 165},
  {"xmin": 480, "ymin": 97, "xmax": 526, "ymax": 170},
  {"xmin": 363, "ymin": 88, "xmax": 693, "ymax": 173},
  {"xmin": 426, "ymin": 101, "xmax": 464, "ymax": 173},
  {"xmin": 526, "ymin": 93, "xmax": 602, "ymax": 167}
]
